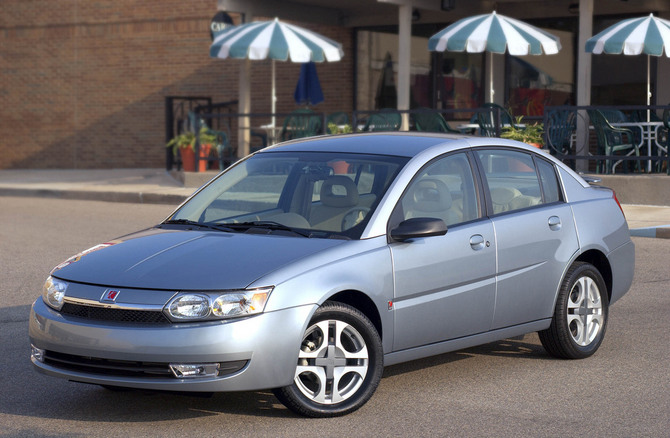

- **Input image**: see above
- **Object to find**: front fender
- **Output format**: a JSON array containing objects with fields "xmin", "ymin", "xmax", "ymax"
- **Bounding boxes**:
[{"xmin": 253, "ymin": 236, "xmax": 394, "ymax": 353}]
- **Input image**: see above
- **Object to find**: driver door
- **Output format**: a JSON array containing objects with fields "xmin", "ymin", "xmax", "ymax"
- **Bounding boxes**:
[{"xmin": 389, "ymin": 152, "xmax": 496, "ymax": 351}]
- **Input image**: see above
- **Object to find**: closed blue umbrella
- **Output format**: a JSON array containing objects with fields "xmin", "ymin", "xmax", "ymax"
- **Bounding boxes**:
[
  {"xmin": 428, "ymin": 11, "xmax": 561, "ymax": 101},
  {"xmin": 294, "ymin": 61, "xmax": 324, "ymax": 106},
  {"xmin": 211, "ymin": 18, "xmax": 343, "ymax": 126},
  {"xmin": 586, "ymin": 13, "xmax": 670, "ymax": 113}
]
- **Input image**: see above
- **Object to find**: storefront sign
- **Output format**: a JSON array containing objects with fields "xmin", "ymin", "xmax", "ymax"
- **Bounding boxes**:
[{"xmin": 210, "ymin": 11, "xmax": 234, "ymax": 40}]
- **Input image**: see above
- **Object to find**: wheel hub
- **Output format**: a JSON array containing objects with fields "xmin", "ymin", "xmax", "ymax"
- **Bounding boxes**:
[
  {"xmin": 566, "ymin": 276, "xmax": 604, "ymax": 346},
  {"xmin": 294, "ymin": 319, "xmax": 369, "ymax": 404},
  {"xmin": 315, "ymin": 345, "xmax": 348, "ymax": 379}
]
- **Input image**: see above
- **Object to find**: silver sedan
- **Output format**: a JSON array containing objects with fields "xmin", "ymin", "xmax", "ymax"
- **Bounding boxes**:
[{"xmin": 30, "ymin": 133, "xmax": 634, "ymax": 417}]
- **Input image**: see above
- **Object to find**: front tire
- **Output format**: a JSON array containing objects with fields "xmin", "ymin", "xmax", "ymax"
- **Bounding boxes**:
[
  {"xmin": 273, "ymin": 301, "xmax": 383, "ymax": 417},
  {"xmin": 539, "ymin": 262, "xmax": 609, "ymax": 359}
]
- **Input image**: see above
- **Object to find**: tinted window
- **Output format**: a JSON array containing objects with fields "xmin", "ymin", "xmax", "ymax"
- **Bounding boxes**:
[
  {"xmin": 536, "ymin": 158, "xmax": 561, "ymax": 203},
  {"xmin": 476, "ymin": 149, "xmax": 543, "ymax": 214},
  {"xmin": 171, "ymin": 151, "xmax": 407, "ymax": 238},
  {"xmin": 398, "ymin": 152, "xmax": 480, "ymax": 227}
]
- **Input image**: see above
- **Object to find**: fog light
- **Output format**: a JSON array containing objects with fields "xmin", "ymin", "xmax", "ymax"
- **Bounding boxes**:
[
  {"xmin": 169, "ymin": 363, "xmax": 219, "ymax": 379},
  {"xmin": 31, "ymin": 345, "xmax": 45, "ymax": 363}
]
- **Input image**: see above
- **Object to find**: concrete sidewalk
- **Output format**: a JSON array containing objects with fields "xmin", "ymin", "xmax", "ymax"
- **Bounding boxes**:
[
  {"xmin": 1, "ymin": 168, "xmax": 669, "ymax": 238},
  {"xmin": 0, "ymin": 168, "xmax": 194, "ymax": 205}
]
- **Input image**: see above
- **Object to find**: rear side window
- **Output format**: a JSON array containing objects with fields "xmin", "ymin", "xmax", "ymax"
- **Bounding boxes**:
[
  {"xmin": 536, "ymin": 158, "xmax": 561, "ymax": 203},
  {"xmin": 476, "ymin": 149, "xmax": 548, "ymax": 214}
]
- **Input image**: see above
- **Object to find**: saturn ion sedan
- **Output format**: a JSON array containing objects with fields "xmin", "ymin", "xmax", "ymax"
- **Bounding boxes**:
[{"xmin": 30, "ymin": 132, "xmax": 634, "ymax": 417}]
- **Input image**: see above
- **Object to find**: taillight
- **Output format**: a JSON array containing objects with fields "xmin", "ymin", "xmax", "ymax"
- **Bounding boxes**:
[{"xmin": 612, "ymin": 190, "xmax": 625, "ymax": 218}]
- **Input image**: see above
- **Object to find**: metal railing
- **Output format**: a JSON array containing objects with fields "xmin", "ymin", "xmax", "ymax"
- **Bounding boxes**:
[
  {"xmin": 543, "ymin": 105, "xmax": 669, "ymax": 174},
  {"xmin": 171, "ymin": 104, "xmax": 668, "ymax": 175}
]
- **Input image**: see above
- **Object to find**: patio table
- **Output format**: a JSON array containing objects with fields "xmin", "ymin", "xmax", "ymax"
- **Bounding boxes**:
[
  {"xmin": 259, "ymin": 124, "xmax": 282, "ymax": 145},
  {"xmin": 612, "ymin": 121, "xmax": 666, "ymax": 172}
]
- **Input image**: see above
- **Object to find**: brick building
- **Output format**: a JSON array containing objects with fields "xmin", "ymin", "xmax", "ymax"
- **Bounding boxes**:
[
  {"xmin": 2, "ymin": 0, "xmax": 668, "ymax": 170},
  {"xmin": 0, "ymin": 0, "xmax": 353, "ymax": 169}
]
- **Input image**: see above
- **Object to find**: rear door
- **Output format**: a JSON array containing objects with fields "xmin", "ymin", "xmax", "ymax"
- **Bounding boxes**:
[{"xmin": 475, "ymin": 148, "xmax": 579, "ymax": 329}]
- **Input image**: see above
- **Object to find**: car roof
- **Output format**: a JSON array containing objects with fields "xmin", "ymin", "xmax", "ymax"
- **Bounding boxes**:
[
  {"xmin": 259, "ymin": 132, "xmax": 470, "ymax": 158},
  {"xmin": 255, "ymin": 132, "xmax": 588, "ymax": 190}
]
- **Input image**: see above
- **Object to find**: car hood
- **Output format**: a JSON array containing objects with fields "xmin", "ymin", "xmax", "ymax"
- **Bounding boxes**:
[{"xmin": 51, "ymin": 227, "xmax": 346, "ymax": 290}]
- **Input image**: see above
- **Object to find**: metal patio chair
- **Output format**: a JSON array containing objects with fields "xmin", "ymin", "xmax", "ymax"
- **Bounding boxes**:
[
  {"xmin": 476, "ymin": 103, "xmax": 519, "ymax": 137},
  {"xmin": 587, "ymin": 109, "xmax": 640, "ymax": 174},
  {"xmin": 545, "ymin": 109, "xmax": 576, "ymax": 157},
  {"xmin": 413, "ymin": 108, "xmax": 460, "ymax": 133},
  {"xmin": 280, "ymin": 109, "xmax": 323, "ymax": 141},
  {"xmin": 362, "ymin": 109, "xmax": 402, "ymax": 132}
]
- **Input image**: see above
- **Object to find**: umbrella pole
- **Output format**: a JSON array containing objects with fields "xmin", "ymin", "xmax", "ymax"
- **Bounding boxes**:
[
  {"xmin": 647, "ymin": 54, "xmax": 651, "ymax": 123},
  {"xmin": 272, "ymin": 59, "xmax": 276, "ymax": 127},
  {"xmin": 490, "ymin": 52, "xmax": 494, "ymax": 102}
]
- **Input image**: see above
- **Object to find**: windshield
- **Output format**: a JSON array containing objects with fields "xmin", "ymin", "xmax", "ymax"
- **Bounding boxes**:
[{"xmin": 168, "ymin": 151, "xmax": 408, "ymax": 239}]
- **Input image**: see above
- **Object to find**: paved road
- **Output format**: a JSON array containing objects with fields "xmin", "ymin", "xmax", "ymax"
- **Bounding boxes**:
[{"xmin": 1, "ymin": 197, "xmax": 668, "ymax": 437}]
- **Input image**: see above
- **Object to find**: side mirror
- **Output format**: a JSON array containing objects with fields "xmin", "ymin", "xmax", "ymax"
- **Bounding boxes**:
[{"xmin": 390, "ymin": 217, "xmax": 447, "ymax": 242}]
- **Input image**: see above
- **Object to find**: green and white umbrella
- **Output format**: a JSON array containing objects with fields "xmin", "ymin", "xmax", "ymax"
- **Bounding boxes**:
[
  {"xmin": 428, "ymin": 11, "xmax": 561, "ymax": 101},
  {"xmin": 210, "ymin": 18, "xmax": 343, "ymax": 126},
  {"xmin": 586, "ymin": 13, "xmax": 670, "ymax": 114}
]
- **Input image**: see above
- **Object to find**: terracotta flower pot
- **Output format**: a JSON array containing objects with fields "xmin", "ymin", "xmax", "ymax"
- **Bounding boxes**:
[
  {"xmin": 180, "ymin": 147, "xmax": 196, "ymax": 172},
  {"xmin": 180, "ymin": 144, "xmax": 212, "ymax": 172}
]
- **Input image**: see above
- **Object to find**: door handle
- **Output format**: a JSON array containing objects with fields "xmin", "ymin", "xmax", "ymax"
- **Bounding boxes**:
[
  {"xmin": 548, "ymin": 216, "xmax": 562, "ymax": 231},
  {"xmin": 470, "ymin": 234, "xmax": 488, "ymax": 250}
]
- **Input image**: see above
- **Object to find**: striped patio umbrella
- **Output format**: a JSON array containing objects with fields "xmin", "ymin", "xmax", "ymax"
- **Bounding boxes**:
[
  {"xmin": 210, "ymin": 18, "xmax": 343, "ymax": 126},
  {"xmin": 586, "ymin": 14, "xmax": 670, "ymax": 115},
  {"xmin": 428, "ymin": 11, "xmax": 561, "ymax": 101}
]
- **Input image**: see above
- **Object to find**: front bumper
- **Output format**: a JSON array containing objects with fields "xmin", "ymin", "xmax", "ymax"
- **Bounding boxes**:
[{"xmin": 29, "ymin": 298, "xmax": 315, "ymax": 392}]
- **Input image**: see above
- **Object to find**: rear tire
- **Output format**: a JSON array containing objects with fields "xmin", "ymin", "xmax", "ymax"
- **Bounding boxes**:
[
  {"xmin": 539, "ymin": 262, "xmax": 609, "ymax": 359},
  {"xmin": 273, "ymin": 301, "xmax": 383, "ymax": 417}
]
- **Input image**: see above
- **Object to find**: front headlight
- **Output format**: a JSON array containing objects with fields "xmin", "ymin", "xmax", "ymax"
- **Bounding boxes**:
[
  {"xmin": 168, "ymin": 294, "xmax": 211, "ymax": 319},
  {"xmin": 165, "ymin": 288, "xmax": 272, "ymax": 321},
  {"xmin": 42, "ymin": 276, "xmax": 68, "ymax": 310}
]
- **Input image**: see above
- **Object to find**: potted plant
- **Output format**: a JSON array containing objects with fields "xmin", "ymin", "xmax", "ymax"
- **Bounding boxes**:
[
  {"xmin": 167, "ymin": 126, "xmax": 217, "ymax": 171},
  {"xmin": 327, "ymin": 122, "xmax": 353, "ymax": 135},
  {"xmin": 501, "ymin": 116, "xmax": 544, "ymax": 148}
]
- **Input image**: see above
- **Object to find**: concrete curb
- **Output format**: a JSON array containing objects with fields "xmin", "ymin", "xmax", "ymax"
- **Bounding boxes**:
[
  {"xmin": 0, "ymin": 187, "xmax": 189, "ymax": 205},
  {"xmin": 630, "ymin": 226, "xmax": 670, "ymax": 239}
]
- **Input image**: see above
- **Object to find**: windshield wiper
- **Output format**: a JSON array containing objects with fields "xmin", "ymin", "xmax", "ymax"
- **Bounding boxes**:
[
  {"xmin": 161, "ymin": 219, "xmax": 234, "ymax": 232},
  {"xmin": 219, "ymin": 221, "xmax": 312, "ymax": 237}
]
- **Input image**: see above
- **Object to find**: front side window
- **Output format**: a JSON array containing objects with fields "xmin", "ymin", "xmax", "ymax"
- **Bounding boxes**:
[
  {"xmin": 396, "ymin": 152, "xmax": 481, "ymax": 228},
  {"xmin": 476, "ymin": 149, "xmax": 554, "ymax": 214}
]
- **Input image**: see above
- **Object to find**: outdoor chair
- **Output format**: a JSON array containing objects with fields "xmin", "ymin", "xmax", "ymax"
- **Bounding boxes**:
[
  {"xmin": 545, "ymin": 109, "xmax": 576, "ymax": 157},
  {"xmin": 413, "ymin": 108, "xmax": 460, "ymax": 133},
  {"xmin": 250, "ymin": 130, "xmax": 268, "ymax": 152},
  {"xmin": 280, "ymin": 109, "xmax": 323, "ymax": 141},
  {"xmin": 630, "ymin": 109, "xmax": 661, "ymax": 123},
  {"xmin": 476, "ymin": 103, "xmax": 519, "ymax": 137},
  {"xmin": 362, "ymin": 109, "xmax": 402, "ymax": 132},
  {"xmin": 209, "ymin": 130, "xmax": 234, "ymax": 170},
  {"xmin": 600, "ymin": 109, "xmax": 628, "ymax": 123},
  {"xmin": 587, "ymin": 109, "xmax": 640, "ymax": 174}
]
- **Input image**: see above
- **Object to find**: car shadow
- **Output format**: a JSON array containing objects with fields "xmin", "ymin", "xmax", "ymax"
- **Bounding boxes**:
[{"xmin": 382, "ymin": 335, "xmax": 548, "ymax": 378}]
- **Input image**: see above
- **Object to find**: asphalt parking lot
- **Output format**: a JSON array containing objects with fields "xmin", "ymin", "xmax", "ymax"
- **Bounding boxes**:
[{"xmin": 1, "ymin": 196, "xmax": 668, "ymax": 437}]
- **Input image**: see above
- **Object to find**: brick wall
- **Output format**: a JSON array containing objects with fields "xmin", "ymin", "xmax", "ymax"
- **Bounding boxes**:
[{"xmin": 0, "ymin": 1, "xmax": 354, "ymax": 169}]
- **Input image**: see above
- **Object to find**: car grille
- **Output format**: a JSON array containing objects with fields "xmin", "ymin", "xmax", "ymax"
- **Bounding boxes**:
[
  {"xmin": 60, "ymin": 302, "xmax": 171, "ymax": 325},
  {"xmin": 44, "ymin": 350, "xmax": 248, "ymax": 379}
]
